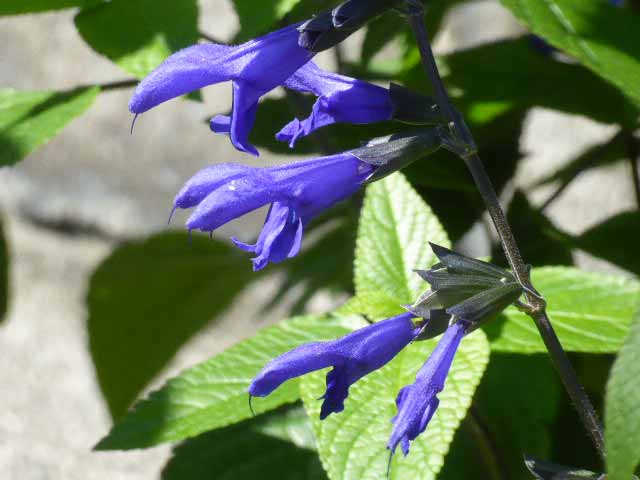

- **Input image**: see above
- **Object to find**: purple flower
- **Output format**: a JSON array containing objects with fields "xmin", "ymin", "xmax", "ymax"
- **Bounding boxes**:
[
  {"xmin": 129, "ymin": 24, "xmax": 313, "ymax": 156},
  {"xmin": 388, "ymin": 320, "xmax": 467, "ymax": 457},
  {"xmin": 276, "ymin": 61, "xmax": 393, "ymax": 147},
  {"xmin": 249, "ymin": 312, "xmax": 420, "ymax": 419},
  {"xmin": 173, "ymin": 153, "xmax": 374, "ymax": 271}
]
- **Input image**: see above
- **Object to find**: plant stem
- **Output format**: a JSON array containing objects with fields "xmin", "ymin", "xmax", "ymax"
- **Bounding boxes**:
[
  {"xmin": 405, "ymin": 0, "xmax": 606, "ymax": 460},
  {"xmin": 98, "ymin": 79, "xmax": 139, "ymax": 91}
]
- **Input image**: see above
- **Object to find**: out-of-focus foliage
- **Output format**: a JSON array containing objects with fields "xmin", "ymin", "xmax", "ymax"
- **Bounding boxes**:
[
  {"xmin": 0, "ymin": 87, "xmax": 99, "ymax": 166},
  {"xmin": 75, "ymin": 0, "xmax": 199, "ymax": 79},
  {"xmin": 162, "ymin": 407, "xmax": 326, "ymax": 480},
  {"xmin": 0, "ymin": 0, "xmax": 99, "ymax": 16},
  {"xmin": 500, "ymin": 0, "xmax": 640, "ymax": 107},
  {"xmin": 87, "ymin": 234, "xmax": 258, "ymax": 420}
]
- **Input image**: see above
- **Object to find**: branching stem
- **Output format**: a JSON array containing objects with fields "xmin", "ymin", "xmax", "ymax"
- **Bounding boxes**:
[
  {"xmin": 404, "ymin": 0, "xmax": 605, "ymax": 461},
  {"xmin": 98, "ymin": 79, "xmax": 139, "ymax": 91}
]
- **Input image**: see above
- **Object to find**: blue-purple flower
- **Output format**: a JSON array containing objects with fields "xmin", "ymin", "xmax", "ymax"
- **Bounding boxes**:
[
  {"xmin": 388, "ymin": 320, "xmax": 468, "ymax": 457},
  {"xmin": 277, "ymin": 61, "xmax": 393, "ymax": 147},
  {"xmin": 249, "ymin": 312, "xmax": 420, "ymax": 419},
  {"xmin": 129, "ymin": 24, "xmax": 313, "ymax": 156},
  {"xmin": 172, "ymin": 153, "xmax": 374, "ymax": 270}
]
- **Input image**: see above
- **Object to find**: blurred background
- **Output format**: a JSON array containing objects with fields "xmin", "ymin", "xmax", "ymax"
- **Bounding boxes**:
[{"xmin": 0, "ymin": 0, "xmax": 637, "ymax": 478}]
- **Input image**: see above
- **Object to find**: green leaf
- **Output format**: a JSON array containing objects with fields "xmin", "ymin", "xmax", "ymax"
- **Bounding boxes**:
[
  {"xmin": 337, "ymin": 290, "xmax": 406, "ymax": 320},
  {"xmin": 231, "ymin": 0, "xmax": 302, "ymax": 42},
  {"xmin": 575, "ymin": 211, "xmax": 640, "ymax": 276},
  {"xmin": 75, "ymin": 0, "xmax": 198, "ymax": 78},
  {"xmin": 472, "ymin": 354, "xmax": 562, "ymax": 479},
  {"xmin": 361, "ymin": 13, "xmax": 407, "ymax": 66},
  {"xmin": 0, "ymin": 214, "xmax": 8, "ymax": 323},
  {"xmin": 499, "ymin": 0, "xmax": 640, "ymax": 108},
  {"xmin": 606, "ymin": 311, "xmax": 640, "ymax": 480},
  {"xmin": 0, "ymin": 0, "xmax": 100, "ymax": 15},
  {"xmin": 486, "ymin": 267, "xmax": 640, "ymax": 353},
  {"xmin": 87, "ymin": 232, "xmax": 257, "ymax": 420},
  {"xmin": 95, "ymin": 314, "xmax": 363, "ymax": 450},
  {"xmin": 441, "ymin": 38, "xmax": 636, "ymax": 126},
  {"xmin": 0, "ymin": 87, "xmax": 99, "ymax": 166},
  {"xmin": 354, "ymin": 172, "xmax": 450, "ymax": 316},
  {"xmin": 300, "ymin": 329, "xmax": 490, "ymax": 480},
  {"xmin": 162, "ymin": 407, "xmax": 326, "ymax": 480},
  {"xmin": 360, "ymin": 0, "xmax": 464, "ymax": 66}
]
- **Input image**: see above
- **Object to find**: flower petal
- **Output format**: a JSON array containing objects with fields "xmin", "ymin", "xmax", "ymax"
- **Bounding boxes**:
[
  {"xmin": 320, "ymin": 366, "xmax": 350, "ymax": 419},
  {"xmin": 276, "ymin": 97, "xmax": 336, "ymax": 147},
  {"xmin": 185, "ymin": 171, "xmax": 276, "ymax": 232},
  {"xmin": 278, "ymin": 61, "xmax": 392, "ymax": 146},
  {"xmin": 248, "ymin": 341, "xmax": 344, "ymax": 397},
  {"xmin": 249, "ymin": 313, "xmax": 418, "ymax": 404},
  {"xmin": 173, "ymin": 163, "xmax": 252, "ymax": 209},
  {"xmin": 210, "ymin": 114, "xmax": 231, "ymax": 134},
  {"xmin": 388, "ymin": 321, "xmax": 466, "ymax": 456},
  {"xmin": 229, "ymin": 82, "xmax": 261, "ymax": 156},
  {"xmin": 129, "ymin": 43, "xmax": 234, "ymax": 114},
  {"xmin": 249, "ymin": 203, "xmax": 304, "ymax": 271}
]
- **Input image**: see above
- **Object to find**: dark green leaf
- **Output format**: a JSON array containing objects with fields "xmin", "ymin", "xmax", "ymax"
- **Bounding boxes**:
[
  {"xmin": 0, "ymin": 214, "xmax": 8, "ymax": 323},
  {"xmin": 500, "ymin": 0, "xmax": 640, "ymax": 108},
  {"xmin": 248, "ymin": 96, "xmax": 318, "ymax": 156},
  {"xmin": 576, "ymin": 211, "xmax": 640, "ymax": 276},
  {"xmin": 402, "ymin": 38, "xmax": 637, "ymax": 126},
  {"xmin": 231, "ymin": 0, "xmax": 302, "ymax": 42},
  {"xmin": 606, "ymin": 311, "xmax": 640, "ymax": 479},
  {"xmin": 361, "ymin": 0, "xmax": 464, "ymax": 66},
  {"xmin": 75, "ymin": 0, "xmax": 199, "ymax": 78},
  {"xmin": 438, "ymin": 417, "xmax": 492, "ymax": 480},
  {"xmin": 95, "ymin": 314, "xmax": 362, "ymax": 449},
  {"xmin": 0, "ymin": 0, "xmax": 100, "ymax": 15},
  {"xmin": 486, "ymin": 267, "xmax": 640, "ymax": 353},
  {"xmin": 162, "ymin": 407, "xmax": 326, "ymax": 480},
  {"xmin": 361, "ymin": 13, "xmax": 406, "ymax": 66},
  {"xmin": 87, "ymin": 232, "xmax": 256, "ymax": 420},
  {"xmin": 475, "ymin": 355, "xmax": 562, "ymax": 480},
  {"xmin": 0, "ymin": 87, "xmax": 99, "ymax": 167}
]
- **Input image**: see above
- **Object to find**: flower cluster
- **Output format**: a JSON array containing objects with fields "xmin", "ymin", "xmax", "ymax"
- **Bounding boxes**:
[
  {"xmin": 130, "ymin": 19, "xmax": 426, "ymax": 270},
  {"xmin": 249, "ymin": 244, "xmax": 521, "ymax": 461}
]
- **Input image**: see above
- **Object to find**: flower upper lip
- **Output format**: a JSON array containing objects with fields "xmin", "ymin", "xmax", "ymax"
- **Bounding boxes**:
[{"xmin": 128, "ymin": 23, "xmax": 313, "ymax": 156}]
